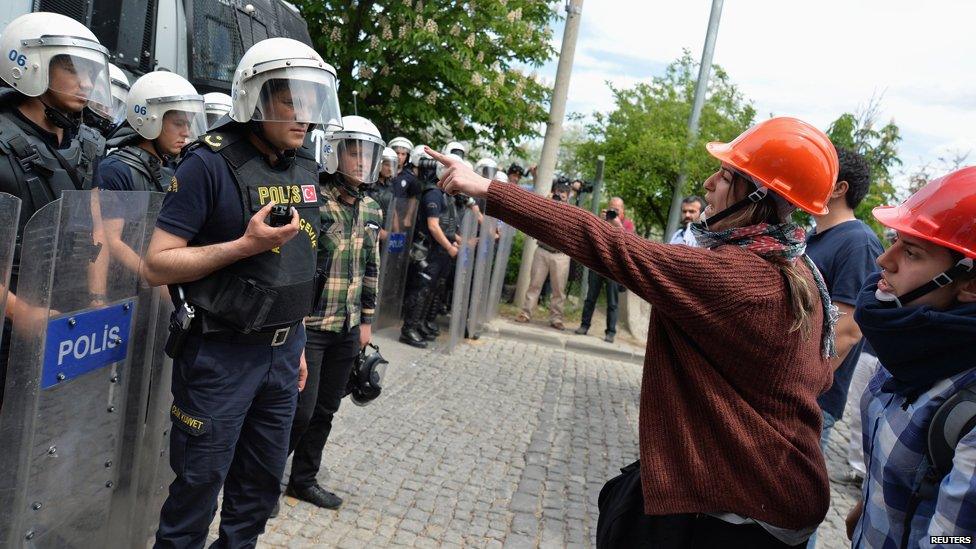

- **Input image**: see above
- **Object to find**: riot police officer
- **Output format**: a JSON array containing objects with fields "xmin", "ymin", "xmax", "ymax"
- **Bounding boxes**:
[
  {"xmin": 203, "ymin": 91, "xmax": 233, "ymax": 130},
  {"xmin": 367, "ymin": 146, "xmax": 398, "ymax": 230},
  {"xmin": 0, "ymin": 12, "xmax": 112, "ymax": 405},
  {"xmin": 84, "ymin": 62, "xmax": 129, "ymax": 137},
  {"xmin": 95, "ymin": 71, "xmax": 206, "ymax": 192},
  {"xmin": 142, "ymin": 37, "xmax": 342, "ymax": 547},
  {"xmin": 283, "ymin": 115, "xmax": 384, "ymax": 511},
  {"xmin": 399, "ymin": 149, "xmax": 461, "ymax": 348}
]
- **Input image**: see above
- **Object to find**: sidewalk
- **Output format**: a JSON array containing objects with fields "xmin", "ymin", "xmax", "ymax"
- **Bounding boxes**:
[{"xmin": 210, "ymin": 320, "xmax": 857, "ymax": 548}]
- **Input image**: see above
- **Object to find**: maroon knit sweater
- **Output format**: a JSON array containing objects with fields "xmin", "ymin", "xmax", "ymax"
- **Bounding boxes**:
[{"xmin": 487, "ymin": 183, "xmax": 832, "ymax": 529}]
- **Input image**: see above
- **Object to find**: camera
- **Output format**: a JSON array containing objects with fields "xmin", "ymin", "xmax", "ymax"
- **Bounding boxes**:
[
  {"xmin": 416, "ymin": 156, "xmax": 439, "ymax": 172},
  {"xmin": 268, "ymin": 204, "xmax": 292, "ymax": 227},
  {"xmin": 605, "ymin": 209, "xmax": 618, "ymax": 221}
]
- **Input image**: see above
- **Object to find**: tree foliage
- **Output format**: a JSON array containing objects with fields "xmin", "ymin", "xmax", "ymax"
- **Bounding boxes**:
[
  {"xmin": 577, "ymin": 51, "xmax": 756, "ymax": 237},
  {"xmin": 295, "ymin": 0, "xmax": 559, "ymax": 149},
  {"xmin": 824, "ymin": 101, "xmax": 902, "ymax": 238}
]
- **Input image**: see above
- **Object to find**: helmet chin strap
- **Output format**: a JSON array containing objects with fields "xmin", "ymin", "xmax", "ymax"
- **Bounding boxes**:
[
  {"xmin": 700, "ymin": 186, "xmax": 768, "ymax": 231},
  {"xmin": 334, "ymin": 173, "xmax": 367, "ymax": 200},
  {"xmin": 41, "ymin": 98, "xmax": 81, "ymax": 131},
  {"xmin": 878, "ymin": 257, "xmax": 974, "ymax": 308}
]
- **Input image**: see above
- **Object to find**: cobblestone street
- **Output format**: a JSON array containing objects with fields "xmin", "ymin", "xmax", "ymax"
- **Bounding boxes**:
[{"xmin": 222, "ymin": 325, "xmax": 861, "ymax": 548}]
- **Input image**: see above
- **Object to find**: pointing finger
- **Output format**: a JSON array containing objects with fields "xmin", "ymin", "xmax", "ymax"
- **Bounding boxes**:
[{"xmin": 424, "ymin": 146, "xmax": 455, "ymax": 166}]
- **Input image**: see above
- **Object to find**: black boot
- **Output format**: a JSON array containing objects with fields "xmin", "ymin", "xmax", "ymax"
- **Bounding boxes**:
[
  {"xmin": 400, "ymin": 288, "xmax": 429, "ymax": 349},
  {"xmin": 286, "ymin": 483, "xmax": 343, "ymax": 510},
  {"xmin": 420, "ymin": 292, "xmax": 441, "ymax": 340}
]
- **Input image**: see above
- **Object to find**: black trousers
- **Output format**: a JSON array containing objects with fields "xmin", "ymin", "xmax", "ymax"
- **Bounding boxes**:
[
  {"xmin": 581, "ymin": 273, "xmax": 619, "ymax": 335},
  {"xmin": 288, "ymin": 325, "xmax": 360, "ymax": 489},
  {"xmin": 634, "ymin": 514, "xmax": 803, "ymax": 548}
]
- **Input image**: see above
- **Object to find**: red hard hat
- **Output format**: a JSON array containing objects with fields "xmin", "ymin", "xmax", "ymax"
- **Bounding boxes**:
[
  {"xmin": 706, "ymin": 117, "xmax": 839, "ymax": 215},
  {"xmin": 873, "ymin": 166, "xmax": 976, "ymax": 259}
]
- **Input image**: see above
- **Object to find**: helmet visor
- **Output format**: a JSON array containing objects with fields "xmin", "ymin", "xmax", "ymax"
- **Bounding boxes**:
[
  {"xmin": 156, "ymin": 97, "xmax": 208, "ymax": 143},
  {"xmin": 205, "ymin": 108, "xmax": 230, "ymax": 129},
  {"xmin": 336, "ymin": 138, "xmax": 384, "ymax": 185},
  {"xmin": 477, "ymin": 165, "xmax": 498, "ymax": 179},
  {"xmin": 380, "ymin": 155, "xmax": 398, "ymax": 179},
  {"xmin": 46, "ymin": 49, "xmax": 112, "ymax": 118},
  {"xmin": 109, "ymin": 80, "xmax": 128, "ymax": 125},
  {"xmin": 252, "ymin": 68, "xmax": 341, "ymax": 127}
]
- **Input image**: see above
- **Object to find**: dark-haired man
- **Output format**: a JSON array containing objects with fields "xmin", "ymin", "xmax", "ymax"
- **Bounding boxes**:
[
  {"xmin": 804, "ymin": 146, "xmax": 884, "ymax": 547},
  {"xmin": 669, "ymin": 196, "xmax": 704, "ymax": 246}
]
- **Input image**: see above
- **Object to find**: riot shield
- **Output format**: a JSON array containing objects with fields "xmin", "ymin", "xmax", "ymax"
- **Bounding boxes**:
[
  {"xmin": 444, "ymin": 209, "xmax": 479, "ymax": 354},
  {"xmin": 0, "ymin": 190, "xmax": 165, "ymax": 548},
  {"xmin": 0, "ymin": 193, "xmax": 22, "ymax": 353},
  {"xmin": 485, "ymin": 222, "xmax": 517, "ymax": 323},
  {"xmin": 374, "ymin": 197, "xmax": 419, "ymax": 330},
  {"xmin": 466, "ymin": 216, "xmax": 498, "ymax": 339}
]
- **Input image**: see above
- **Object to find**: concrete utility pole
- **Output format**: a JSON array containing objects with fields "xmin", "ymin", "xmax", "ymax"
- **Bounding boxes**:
[
  {"xmin": 579, "ymin": 155, "xmax": 604, "ymax": 297},
  {"xmin": 514, "ymin": 0, "xmax": 584, "ymax": 306},
  {"xmin": 664, "ymin": 0, "xmax": 724, "ymax": 241}
]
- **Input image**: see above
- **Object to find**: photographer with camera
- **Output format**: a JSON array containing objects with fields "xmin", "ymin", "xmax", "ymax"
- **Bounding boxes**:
[
  {"xmin": 515, "ymin": 182, "xmax": 573, "ymax": 330},
  {"xmin": 576, "ymin": 197, "xmax": 634, "ymax": 343},
  {"xmin": 399, "ymin": 147, "xmax": 460, "ymax": 348}
]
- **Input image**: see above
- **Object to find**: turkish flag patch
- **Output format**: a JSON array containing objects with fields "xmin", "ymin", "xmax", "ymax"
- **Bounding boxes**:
[{"xmin": 301, "ymin": 185, "xmax": 318, "ymax": 203}]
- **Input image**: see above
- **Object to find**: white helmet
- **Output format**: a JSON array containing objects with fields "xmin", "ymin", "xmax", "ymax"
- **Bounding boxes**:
[
  {"xmin": 323, "ymin": 115, "xmax": 385, "ymax": 185},
  {"xmin": 474, "ymin": 157, "xmax": 498, "ymax": 179},
  {"xmin": 409, "ymin": 144, "xmax": 431, "ymax": 166},
  {"xmin": 442, "ymin": 141, "xmax": 467, "ymax": 159},
  {"xmin": 493, "ymin": 171, "xmax": 508, "ymax": 183},
  {"xmin": 381, "ymin": 146, "xmax": 399, "ymax": 177},
  {"xmin": 388, "ymin": 136, "xmax": 413, "ymax": 152},
  {"xmin": 203, "ymin": 92, "xmax": 232, "ymax": 129},
  {"xmin": 126, "ymin": 71, "xmax": 206, "ymax": 141},
  {"xmin": 230, "ymin": 37, "xmax": 341, "ymax": 128},
  {"xmin": 436, "ymin": 153, "xmax": 467, "ymax": 180},
  {"xmin": 107, "ymin": 63, "xmax": 129, "ymax": 125},
  {"xmin": 0, "ymin": 12, "xmax": 113, "ymax": 117}
]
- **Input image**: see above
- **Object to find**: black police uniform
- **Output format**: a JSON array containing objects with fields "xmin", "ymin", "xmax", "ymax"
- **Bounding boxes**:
[
  {"xmin": 95, "ymin": 125, "xmax": 174, "ymax": 192},
  {"xmin": 366, "ymin": 176, "xmax": 394, "ymax": 220},
  {"xmin": 400, "ymin": 185, "xmax": 457, "ymax": 345},
  {"xmin": 0, "ymin": 88, "xmax": 105, "ymax": 407},
  {"xmin": 153, "ymin": 126, "xmax": 321, "ymax": 548}
]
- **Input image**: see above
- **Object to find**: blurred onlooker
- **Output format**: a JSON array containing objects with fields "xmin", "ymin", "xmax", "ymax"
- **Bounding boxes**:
[
  {"xmin": 517, "ymin": 183, "xmax": 573, "ymax": 330},
  {"xmin": 670, "ymin": 196, "xmax": 704, "ymax": 246},
  {"xmin": 576, "ymin": 197, "xmax": 635, "ymax": 342}
]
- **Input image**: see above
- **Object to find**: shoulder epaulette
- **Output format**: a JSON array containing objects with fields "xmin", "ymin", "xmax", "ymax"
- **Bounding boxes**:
[{"xmin": 199, "ymin": 132, "xmax": 231, "ymax": 152}]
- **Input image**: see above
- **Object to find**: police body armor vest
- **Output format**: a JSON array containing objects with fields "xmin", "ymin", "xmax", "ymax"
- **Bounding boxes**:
[
  {"xmin": 109, "ymin": 145, "xmax": 173, "ymax": 192},
  {"xmin": 437, "ymin": 190, "xmax": 458, "ymax": 239},
  {"xmin": 182, "ymin": 130, "xmax": 322, "ymax": 334},
  {"xmin": 0, "ymin": 91, "xmax": 106, "ymax": 283},
  {"xmin": 368, "ymin": 181, "xmax": 393, "ymax": 219}
]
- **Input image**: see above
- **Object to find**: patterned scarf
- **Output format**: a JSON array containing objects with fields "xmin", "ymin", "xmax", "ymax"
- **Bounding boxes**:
[{"xmin": 691, "ymin": 222, "xmax": 838, "ymax": 358}]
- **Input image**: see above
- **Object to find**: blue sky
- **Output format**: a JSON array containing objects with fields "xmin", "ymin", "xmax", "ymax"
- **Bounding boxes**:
[{"xmin": 534, "ymin": 0, "xmax": 976, "ymax": 191}]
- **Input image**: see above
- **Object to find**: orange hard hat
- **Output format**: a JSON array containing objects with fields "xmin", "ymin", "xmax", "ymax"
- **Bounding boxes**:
[
  {"xmin": 873, "ymin": 166, "xmax": 976, "ymax": 259},
  {"xmin": 706, "ymin": 117, "xmax": 839, "ymax": 215}
]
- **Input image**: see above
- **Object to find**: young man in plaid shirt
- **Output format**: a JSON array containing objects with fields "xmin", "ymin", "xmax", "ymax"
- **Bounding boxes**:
[
  {"xmin": 846, "ymin": 167, "xmax": 976, "ymax": 547},
  {"xmin": 280, "ymin": 116, "xmax": 385, "ymax": 511}
]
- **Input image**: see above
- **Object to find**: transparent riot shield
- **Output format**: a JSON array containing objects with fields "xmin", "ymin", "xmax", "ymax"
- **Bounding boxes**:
[
  {"xmin": 0, "ymin": 193, "xmax": 22, "ymax": 353},
  {"xmin": 466, "ymin": 216, "xmax": 498, "ymax": 339},
  {"xmin": 375, "ymin": 197, "xmax": 419, "ymax": 330},
  {"xmin": 444, "ymin": 209, "xmax": 479, "ymax": 354},
  {"xmin": 485, "ymin": 222, "xmax": 517, "ymax": 323},
  {"xmin": 0, "ymin": 190, "xmax": 164, "ymax": 548}
]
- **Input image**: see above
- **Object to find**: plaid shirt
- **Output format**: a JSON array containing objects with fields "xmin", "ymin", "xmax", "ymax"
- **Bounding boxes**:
[
  {"xmin": 304, "ymin": 183, "xmax": 382, "ymax": 332},
  {"xmin": 854, "ymin": 365, "xmax": 976, "ymax": 548}
]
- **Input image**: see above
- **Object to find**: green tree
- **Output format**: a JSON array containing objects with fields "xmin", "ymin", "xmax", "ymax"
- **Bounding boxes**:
[
  {"xmin": 577, "ymin": 51, "xmax": 756, "ymax": 237},
  {"xmin": 824, "ymin": 100, "xmax": 902, "ymax": 238},
  {"xmin": 295, "ymin": 0, "xmax": 558, "ymax": 148}
]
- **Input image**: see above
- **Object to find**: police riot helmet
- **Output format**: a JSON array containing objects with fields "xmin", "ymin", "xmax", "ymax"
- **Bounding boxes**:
[
  {"xmin": 126, "ymin": 71, "xmax": 206, "ymax": 141},
  {"xmin": 230, "ymin": 37, "xmax": 341, "ymax": 129},
  {"xmin": 442, "ymin": 141, "xmax": 467, "ymax": 159},
  {"xmin": 346, "ymin": 343, "xmax": 389, "ymax": 406},
  {"xmin": 474, "ymin": 157, "xmax": 498, "ymax": 179},
  {"xmin": 381, "ymin": 146, "xmax": 399, "ymax": 178},
  {"xmin": 409, "ymin": 144, "xmax": 431, "ymax": 166},
  {"xmin": 107, "ymin": 63, "xmax": 130, "ymax": 125},
  {"xmin": 323, "ymin": 115, "xmax": 385, "ymax": 189},
  {"xmin": 203, "ymin": 92, "xmax": 233, "ymax": 129},
  {"xmin": 493, "ymin": 171, "xmax": 509, "ymax": 183},
  {"xmin": 388, "ymin": 136, "xmax": 414, "ymax": 153},
  {"xmin": 0, "ymin": 12, "xmax": 113, "ymax": 119}
]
